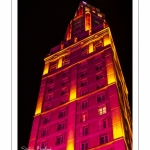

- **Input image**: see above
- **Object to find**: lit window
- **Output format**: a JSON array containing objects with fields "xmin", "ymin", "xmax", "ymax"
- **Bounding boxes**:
[
  {"xmin": 43, "ymin": 116, "xmax": 50, "ymax": 124},
  {"xmin": 99, "ymin": 134, "xmax": 108, "ymax": 145},
  {"xmin": 98, "ymin": 13, "xmax": 102, "ymax": 18},
  {"xmin": 41, "ymin": 141, "xmax": 47, "ymax": 149},
  {"xmin": 56, "ymin": 135, "xmax": 63, "ymax": 145},
  {"xmin": 81, "ymin": 113, "xmax": 88, "ymax": 122},
  {"xmin": 41, "ymin": 128, "xmax": 49, "ymax": 137},
  {"xmin": 97, "ymin": 93, "xmax": 105, "ymax": 102},
  {"xmin": 80, "ymin": 126, "xmax": 88, "ymax": 136},
  {"xmin": 99, "ymin": 118, "xmax": 107, "ymax": 130},
  {"xmin": 81, "ymin": 100, "xmax": 88, "ymax": 109},
  {"xmin": 80, "ymin": 80, "xmax": 88, "ymax": 87},
  {"xmin": 81, "ymin": 141, "xmax": 88, "ymax": 150},
  {"xmin": 81, "ymin": 70, "xmax": 87, "ymax": 78},
  {"xmin": 96, "ymin": 74, "xmax": 103, "ymax": 80},
  {"xmin": 58, "ymin": 110, "xmax": 66, "ymax": 118},
  {"xmin": 98, "ymin": 106, "xmax": 107, "ymax": 115},
  {"xmin": 80, "ymin": 89, "xmax": 88, "ymax": 96},
  {"xmin": 57, "ymin": 122, "xmax": 65, "ymax": 131}
]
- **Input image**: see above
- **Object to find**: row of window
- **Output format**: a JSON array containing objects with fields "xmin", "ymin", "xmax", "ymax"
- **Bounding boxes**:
[
  {"xmin": 44, "ymin": 90, "xmax": 106, "ymax": 112},
  {"xmin": 40, "ymin": 133, "xmax": 109, "ymax": 149},
  {"xmin": 43, "ymin": 104, "xmax": 107, "ymax": 126},
  {"xmin": 48, "ymin": 41, "xmax": 104, "ymax": 73}
]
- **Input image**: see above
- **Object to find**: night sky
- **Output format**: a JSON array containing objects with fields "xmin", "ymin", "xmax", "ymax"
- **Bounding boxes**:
[{"xmin": 18, "ymin": 0, "xmax": 132, "ymax": 149}]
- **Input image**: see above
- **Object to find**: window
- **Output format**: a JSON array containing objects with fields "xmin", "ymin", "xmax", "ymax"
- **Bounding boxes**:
[
  {"xmin": 62, "ymin": 78, "xmax": 68, "ymax": 86},
  {"xmin": 81, "ymin": 61, "xmax": 87, "ymax": 69},
  {"xmin": 81, "ymin": 113, "xmax": 88, "ymax": 122},
  {"xmin": 81, "ymin": 46, "xmax": 88, "ymax": 56},
  {"xmin": 61, "ymin": 88, "xmax": 68, "ymax": 96},
  {"xmin": 97, "ymin": 93, "xmax": 105, "ymax": 102},
  {"xmin": 56, "ymin": 135, "xmax": 63, "ymax": 145},
  {"xmin": 57, "ymin": 122, "xmax": 65, "ymax": 131},
  {"xmin": 45, "ymin": 105, "xmax": 52, "ymax": 111},
  {"xmin": 94, "ymin": 39, "xmax": 103, "ymax": 48},
  {"xmin": 50, "ymin": 60, "xmax": 58, "ymax": 71},
  {"xmin": 80, "ymin": 89, "xmax": 88, "ymax": 96},
  {"xmin": 97, "ymin": 83, "xmax": 104, "ymax": 89},
  {"xmin": 80, "ymin": 80, "xmax": 88, "ymax": 87},
  {"xmin": 81, "ymin": 71, "xmax": 87, "ymax": 77},
  {"xmin": 99, "ymin": 118, "xmax": 107, "ymax": 130},
  {"xmin": 49, "ymin": 76, "xmax": 55, "ymax": 83},
  {"xmin": 46, "ymin": 94, "xmax": 53, "ymax": 101},
  {"xmin": 41, "ymin": 141, "xmax": 47, "ymax": 149},
  {"xmin": 63, "ymin": 55, "xmax": 70, "ymax": 66},
  {"xmin": 43, "ymin": 116, "xmax": 50, "ymax": 124},
  {"xmin": 48, "ymin": 85, "xmax": 54, "ymax": 92},
  {"xmin": 81, "ymin": 141, "xmax": 88, "ymax": 150},
  {"xmin": 96, "ymin": 74, "xmax": 103, "ymax": 80},
  {"xmin": 80, "ymin": 126, "xmax": 88, "ymax": 136},
  {"xmin": 41, "ymin": 128, "xmax": 49, "ymax": 137},
  {"xmin": 81, "ymin": 100, "xmax": 88, "ymax": 109},
  {"xmin": 98, "ymin": 105, "xmax": 107, "ymax": 115},
  {"xmin": 61, "ymin": 99, "xmax": 66, "ymax": 104},
  {"xmin": 99, "ymin": 134, "xmax": 108, "ymax": 145},
  {"xmin": 95, "ymin": 55, "xmax": 101, "ymax": 63},
  {"xmin": 62, "ymin": 70, "xmax": 69, "ymax": 77},
  {"xmin": 96, "ymin": 64, "xmax": 103, "ymax": 71},
  {"xmin": 58, "ymin": 110, "xmax": 66, "ymax": 118}
]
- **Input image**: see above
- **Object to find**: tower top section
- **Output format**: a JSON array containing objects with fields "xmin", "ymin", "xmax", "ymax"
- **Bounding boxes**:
[{"xmin": 50, "ymin": 1, "xmax": 108, "ymax": 55}]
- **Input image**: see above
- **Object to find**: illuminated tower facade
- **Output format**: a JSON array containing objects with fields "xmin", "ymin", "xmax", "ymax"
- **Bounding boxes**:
[{"xmin": 28, "ymin": 1, "xmax": 132, "ymax": 150}]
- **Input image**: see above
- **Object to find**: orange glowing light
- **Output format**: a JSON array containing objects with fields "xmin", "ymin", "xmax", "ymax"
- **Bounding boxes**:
[
  {"xmin": 66, "ymin": 24, "xmax": 71, "ymax": 41},
  {"xmin": 85, "ymin": 13, "xmax": 91, "ymax": 31},
  {"xmin": 103, "ymin": 34, "xmax": 111, "ymax": 46},
  {"xmin": 57, "ymin": 57, "xmax": 62, "ymax": 68},
  {"xmin": 35, "ymin": 95, "xmax": 44, "ymax": 115},
  {"xmin": 106, "ymin": 64, "xmax": 116, "ymax": 84},
  {"xmin": 89, "ymin": 42, "xmax": 93, "ymax": 53},
  {"xmin": 43, "ymin": 63, "xmax": 49, "ymax": 75},
  {"xmin": 112, "ymin": 108, "xmax": 124, "ymax": 139}
]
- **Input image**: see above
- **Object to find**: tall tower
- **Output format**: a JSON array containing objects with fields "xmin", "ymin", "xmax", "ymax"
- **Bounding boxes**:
[{"xmin": 28, "ymin": 1, "xmax": 132, "ymax": 150}]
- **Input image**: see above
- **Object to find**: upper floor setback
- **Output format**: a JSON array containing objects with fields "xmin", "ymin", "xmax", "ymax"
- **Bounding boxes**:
[{"xmin": 43, "ymin": 27, "xmax": 112, "ymax": 76}]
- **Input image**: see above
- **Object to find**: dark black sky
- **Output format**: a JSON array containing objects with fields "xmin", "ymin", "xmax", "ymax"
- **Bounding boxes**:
[{"xmin": 18, "ymin": 0, "xmax": 132, "ymax": 149}]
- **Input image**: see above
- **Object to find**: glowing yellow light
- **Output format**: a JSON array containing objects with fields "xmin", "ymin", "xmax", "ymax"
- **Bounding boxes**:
[
  {"xmin": 69, "ymin": 88, "xmax": 76, "ymax": 101},
  {"xmin": 57, "ymin": 57, "xmax": 62, "ymax": 68},
  {"xmin": 89, "ymin": 42, "xmax": 93, "ymax": 53},
  {"xmin": 112, "ymin": 108, "xmax": 124, "ymax": 139},
  {"xmin": 103, "ymin": 34, "xmax": 111, "ymax": 46},
  {"xmin": 67, "ymin": 139, "xmax": 74, "ymax": 150},
  {"xmin": 35, "ymin": 95, "xmax": 43, "ymax": 115},
  {"xmin": 43, "ymin": 63, "xmax": 49, "ymax": 75}
]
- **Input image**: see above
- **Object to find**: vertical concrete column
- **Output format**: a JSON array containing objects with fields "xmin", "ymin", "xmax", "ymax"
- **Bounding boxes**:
[{"xmin": 67, "ymin": 65, "xmax": 77, "ymax": 150}]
